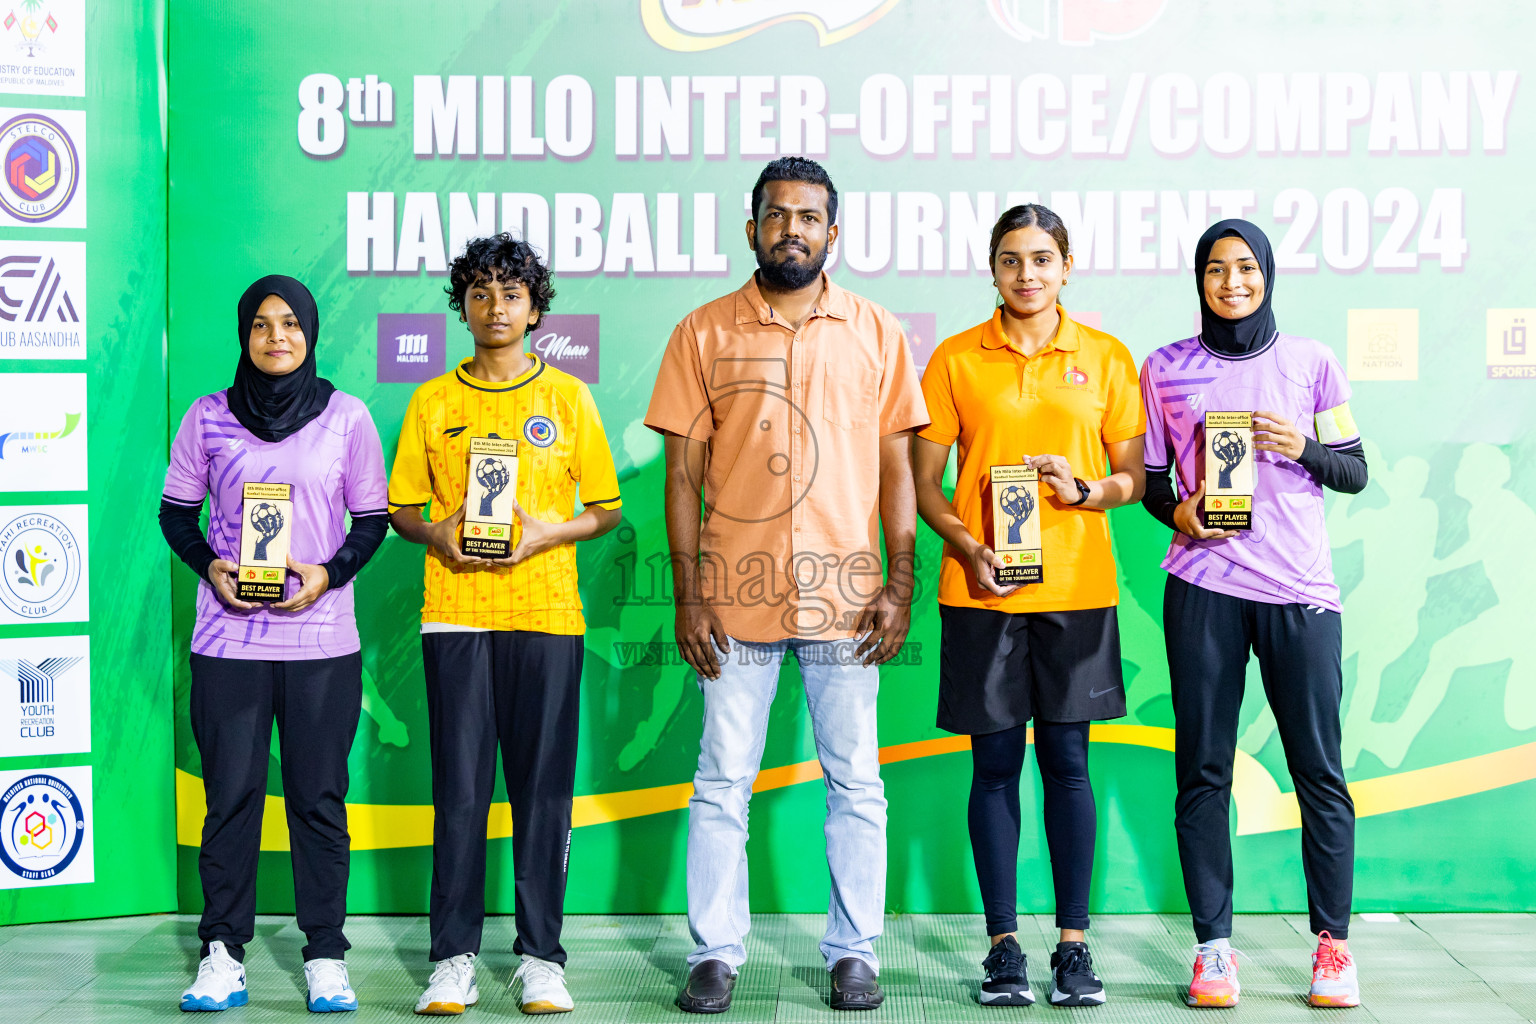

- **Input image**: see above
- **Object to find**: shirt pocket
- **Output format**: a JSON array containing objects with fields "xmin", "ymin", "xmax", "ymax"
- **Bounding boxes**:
[{"xmin": 822, "ymin": 362, "xmax": 878, "ymax": 430}]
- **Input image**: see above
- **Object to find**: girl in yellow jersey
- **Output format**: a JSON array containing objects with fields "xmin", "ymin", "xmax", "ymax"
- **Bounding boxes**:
[
  {"xmin": 387, "ymin": 234, "xmax": 622, "ymax": 1016},
  {"xmin": 913, "ymin": 205, "xmax": 1146, "ymax": 1008}
]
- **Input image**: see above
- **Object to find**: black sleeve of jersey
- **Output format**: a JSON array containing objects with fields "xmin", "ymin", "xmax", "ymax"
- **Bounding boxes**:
[
  {"xmin": 159, "ymin": 497, "xmax": 218, "ymax": 581},
  {"xmin": 321, "ymin": 512, "xmax": 390, "ymax": 590},
  {"xmin": 1297, "ymin": 438, "xmax": 1369, "ymax": 495},
  {"xmin": 1141, "ymin": 465, "xmax": 1180, "ymax": 531}
]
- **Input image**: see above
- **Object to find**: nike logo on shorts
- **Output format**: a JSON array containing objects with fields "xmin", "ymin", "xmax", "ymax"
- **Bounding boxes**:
[{"xmin": 1088, "ymin": 686, "xmax": 1121, "ymax": 699}]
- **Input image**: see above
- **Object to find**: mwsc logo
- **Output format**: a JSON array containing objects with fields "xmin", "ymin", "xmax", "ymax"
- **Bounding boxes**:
[{"xmin": 642, "ymin": 0, "xmax": 899, "ymax": 51}]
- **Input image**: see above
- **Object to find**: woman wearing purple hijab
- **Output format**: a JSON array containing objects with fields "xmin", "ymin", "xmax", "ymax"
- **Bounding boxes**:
[
  {"xmin": 1139, "ymin": 221, "xmax": 1368, "ymax": 1009},
  {"xmin": 159, "ymin": 276, "xmax": 388, "ymax": 1014}
]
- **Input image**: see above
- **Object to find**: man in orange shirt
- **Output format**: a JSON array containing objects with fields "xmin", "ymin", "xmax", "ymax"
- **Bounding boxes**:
[{"xmin": 645, "ymin": 157, "xmax": 928, "ymax": 1013}]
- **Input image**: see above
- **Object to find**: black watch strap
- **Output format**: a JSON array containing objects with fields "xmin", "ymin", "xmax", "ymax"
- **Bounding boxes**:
[{"xmin": 1069, "ymin": 477, "xmax": 1090, "ymax": 506}]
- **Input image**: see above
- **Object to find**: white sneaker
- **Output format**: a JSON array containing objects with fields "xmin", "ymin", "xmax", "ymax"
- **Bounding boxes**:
[
  {"xmin": 415, "ymin": 953, "xmax": 478, "ymax": 1015},
  {"xmin": 304, "ymin": 958, "xmax": 358, "ymax": 1012},
  {"xmin": 512, "ymin": 955, "xmax": 574, "ymax": 1014},
  {"xmin": 180, "ymin": 940, "xmax": 249, "ymax": 1012}
]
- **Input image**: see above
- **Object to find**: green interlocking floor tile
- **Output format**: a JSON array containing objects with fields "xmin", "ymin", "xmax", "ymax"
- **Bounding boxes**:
[
  {"xmin": 10, "ymin": 912, "xmax": 1536, "ymax": 1022},
  {"xmin": 1486, "ymin": 982, "xmax": 1536, "ymax": 1020},
  {"xmin": 1368, "ymin": 1001, "xmax": 1527, "ymax": 1024}
]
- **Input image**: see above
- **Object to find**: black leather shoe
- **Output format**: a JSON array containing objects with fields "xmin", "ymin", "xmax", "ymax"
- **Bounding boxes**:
[
  {"xmin": 677, "ymin": 959, "xmax": 736, "ymax": 1014},
  {"xmin": 830, "ymin": 957, "xmax": 884, "ymax": 1011}
]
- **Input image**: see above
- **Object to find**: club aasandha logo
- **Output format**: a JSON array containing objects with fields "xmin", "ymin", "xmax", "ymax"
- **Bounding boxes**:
[
  {"xmin": 0, "ymin": 110, "xmax": 80, "ymax": 224},
  {"xmin": 641, "ymin": 0, "xmax": 900, "ymax": 51}
]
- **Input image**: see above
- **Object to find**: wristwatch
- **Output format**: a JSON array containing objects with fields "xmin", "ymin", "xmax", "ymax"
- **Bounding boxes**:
[{"xmin": 1068, "ymin": 477, "xmax": 1090, "ymax": 506}]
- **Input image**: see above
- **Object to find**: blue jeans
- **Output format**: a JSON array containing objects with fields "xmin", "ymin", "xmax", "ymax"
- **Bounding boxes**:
[{"xmin": 686, "ymin": 637, "xmax": 887, "ymax": 972}]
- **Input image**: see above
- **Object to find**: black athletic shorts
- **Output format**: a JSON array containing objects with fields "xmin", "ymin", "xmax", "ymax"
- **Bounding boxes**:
[{"xmin": 937, "ymin": 603, "xmax": 1127, "ymax": 734}]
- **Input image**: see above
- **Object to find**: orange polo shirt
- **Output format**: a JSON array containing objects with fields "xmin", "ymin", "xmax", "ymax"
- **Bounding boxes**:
[
  {"xmin": 645, "ymin": 274, "xmax": 929, "ymax": 642},
  {"xmin": 919, "ymin": 306, "xmax": 1144, "ymax": 613}
]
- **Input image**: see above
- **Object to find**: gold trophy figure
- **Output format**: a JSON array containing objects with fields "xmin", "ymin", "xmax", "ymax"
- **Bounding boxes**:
[
  {"xmin": 462, "ymin": 437, "xmax": 520, "ymax": 558},
  {"xmin": 989, "ymin": 465, "xmax": 1043, "ymax": 586},
  {"xmin": 1203, "ymin": 411, "xmax": 1254, "ymax": 530},
  {"xmin": 236, "ymin": 482, "xmax": 294, "ymax": 602}
]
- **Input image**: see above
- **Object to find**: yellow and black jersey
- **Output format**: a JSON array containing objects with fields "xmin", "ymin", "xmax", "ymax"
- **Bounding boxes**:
[{"xmin": 387, "ymin": 355, "xmax": 621, "ymax": 633}]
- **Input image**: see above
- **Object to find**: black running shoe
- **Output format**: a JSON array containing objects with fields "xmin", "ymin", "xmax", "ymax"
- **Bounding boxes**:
[
  {"xmin": 980, "ymin": 935, "xmax": 1034, "ymax": 1006},
  {"xmin": 1049, "ymin": 941, "xmax": 1106, "ymax": 1006}
]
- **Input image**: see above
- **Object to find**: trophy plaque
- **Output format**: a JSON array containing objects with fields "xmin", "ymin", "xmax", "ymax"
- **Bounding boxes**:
[
  {"xmin": 989, "ymin": 465, "xmax": 1043, "ymax": 586},
  {"xmin": 462, "ymin": 436, "xmax": 520, "ymax": 558},
  {"xmin": 1204, "ymin": 411, "xmax": 1254, "ymax": 530},
  {"xmin": 236, "ymin": 482, "xmax": 293, "ymax": 602}
]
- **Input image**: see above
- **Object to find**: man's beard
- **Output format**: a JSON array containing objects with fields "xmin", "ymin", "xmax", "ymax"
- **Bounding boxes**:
[{"xmin": 755, "ymin": 236, "xmax": 827, "ymax": 290}]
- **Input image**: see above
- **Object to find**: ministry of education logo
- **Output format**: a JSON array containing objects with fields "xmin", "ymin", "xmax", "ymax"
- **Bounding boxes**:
[
  {"xmin": 0, "ymin": 508, "xmax": 83, "ymax": 622},
  {"xmin": 0, "ymin": 111, "xmax": 79, "ymax": 224},
  {"xmin": 0, "ymin": 769, "xmax": 90, "ymax": 886},
  {"xmin": 0, "ymin": 0, "xmax": 84, "ymax": 97}
]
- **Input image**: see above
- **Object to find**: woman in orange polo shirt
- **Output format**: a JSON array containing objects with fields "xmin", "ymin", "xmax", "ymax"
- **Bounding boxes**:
[{"xmin": 914, "ymin": 204, "xmax": 1146, "ymax": 1008}]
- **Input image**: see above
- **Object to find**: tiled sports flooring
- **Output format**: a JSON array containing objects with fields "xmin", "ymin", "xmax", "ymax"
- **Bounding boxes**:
[{"xmin": 1, "ymin": 912, "xmax": 1532, "ymax": 1022}]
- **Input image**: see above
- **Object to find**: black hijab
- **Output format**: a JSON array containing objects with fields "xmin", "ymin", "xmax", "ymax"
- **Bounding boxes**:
[
  {"xmin": 227, "ymin": 275, "xmax": 335, "ymax": 443},
  {"xmin": 1194, "ymin": 219, "xmax": 1277, "ymax": 356}
]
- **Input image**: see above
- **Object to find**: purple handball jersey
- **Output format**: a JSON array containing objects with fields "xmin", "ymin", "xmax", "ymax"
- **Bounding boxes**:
[
  {"xmin": 1140, "ymin": 333, "xmax": 1360, "ymax": 612},
  {"xmin": 163, "ymin": 390, "xmax": 388, "ymax": 660}
]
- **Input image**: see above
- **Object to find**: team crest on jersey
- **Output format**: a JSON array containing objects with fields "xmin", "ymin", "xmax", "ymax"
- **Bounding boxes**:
[
  {"xmin": 523, "ymin": 415, "xmax": 557, "ymax": 448},
  {"xmin": 1061, "ymin": 366, "xmax": 1089, "ymax": 387}
]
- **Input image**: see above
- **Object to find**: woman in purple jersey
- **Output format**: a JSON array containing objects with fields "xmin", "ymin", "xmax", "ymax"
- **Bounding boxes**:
[
  {"xmin": 158, "ymin": 275, "xmax": 389, "ymax": 1014},
  {"xmin": 1139, "ymin": 221, "xmax": 1368, "ymax": 1010}
]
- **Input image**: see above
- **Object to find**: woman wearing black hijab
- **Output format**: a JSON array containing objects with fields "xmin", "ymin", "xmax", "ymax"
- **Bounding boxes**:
[
  {"xmin": 1138, "ymin": 222, "xmax": 1369, "ymax": 1009},
  {"xmin": 159, "ymin": 276, "xmax": 389, "ymax": 1013}
]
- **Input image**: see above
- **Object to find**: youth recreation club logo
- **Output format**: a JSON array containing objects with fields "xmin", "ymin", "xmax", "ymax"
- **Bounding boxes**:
[
  {"xmin": 0, "ymin": 771, "xmax": 85, "ymax": 883},
  {"xmin": 0, "ymin": 111, "xmax": 79, "ymax": 223},
  {"xmin": 642, "ymin": 0, "xmax": 899, "ymax": 50},
  {"xmin": 0, "ymin": 509, "xmax": 82, "ymax": 621}
]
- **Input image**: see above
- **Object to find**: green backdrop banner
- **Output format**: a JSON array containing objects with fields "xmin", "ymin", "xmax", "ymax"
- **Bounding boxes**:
[
  {"xmin": 0, "ymin": 1, "xmax": 172, "ymax": 926},
  {"xmin": 161, "ymin": 1, "xmax": 1534, "ymax": 918}
]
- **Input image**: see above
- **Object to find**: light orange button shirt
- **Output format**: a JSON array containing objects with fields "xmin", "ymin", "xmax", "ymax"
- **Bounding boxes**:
[
  {"xmin": 645, "ymin": 274, "xmax": 930, "ymax": 642},
  {"xmin": 919, "ymin": 307, "xmax": 1145, "ymax": 613}
]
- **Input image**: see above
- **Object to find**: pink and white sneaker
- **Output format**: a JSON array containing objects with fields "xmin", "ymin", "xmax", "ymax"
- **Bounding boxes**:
[
  {"xmin": 1186, "ymin": 942, "xmax": 1241, "ymax": 1008},
  {"xmin": 1308, "ymin": 932, "xmax": 1360, "ymax": 1008}
]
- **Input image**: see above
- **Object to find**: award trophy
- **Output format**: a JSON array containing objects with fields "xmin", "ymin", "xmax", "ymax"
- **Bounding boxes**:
[
  {"xmin": 236, "ymin": 482, "xmax": 293, "ymax": 602},
  {"xmin": 462, "ymin": 437, "xmax": 520, "ymax": 558},
  {"xmin": 1203, "ymin": 411, "xmax": 1254, "ymax": 530},
  {"xmin": 989, "ymin": 465, "xmax": 1043, "ymax": 586}
]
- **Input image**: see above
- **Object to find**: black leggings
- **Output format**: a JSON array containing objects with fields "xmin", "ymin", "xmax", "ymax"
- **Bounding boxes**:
[
  {"xmin": 1164, "ymin": 574, "xmax": 1353, "ymax": 941},
  {"xmin": 968, "ymin": 720, "xmax": 1094, "ymax": 935},
  {"xmin": 190, "ymin": 651, "xmax": 362, "ymax": 964}
]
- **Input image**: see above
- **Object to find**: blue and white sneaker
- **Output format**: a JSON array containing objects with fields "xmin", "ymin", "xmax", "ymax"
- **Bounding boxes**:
[
  {"xmin": 180, "ymin": 940, "xmax": 249, "ymax": 1012},
  {"xmin": 305, "ymin": 958, "xmax": 358, "ymax": 1012}
]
